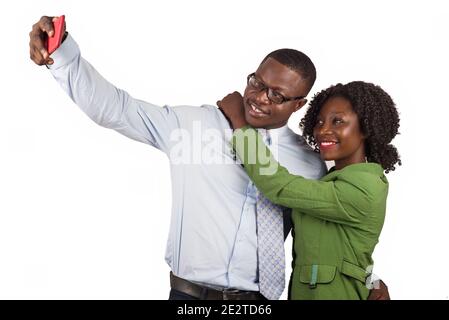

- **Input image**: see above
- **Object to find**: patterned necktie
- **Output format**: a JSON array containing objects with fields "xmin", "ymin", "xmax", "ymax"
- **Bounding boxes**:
[{"xmin": 256, "ymin": 130, "xmax": 285, "ymax": 300}]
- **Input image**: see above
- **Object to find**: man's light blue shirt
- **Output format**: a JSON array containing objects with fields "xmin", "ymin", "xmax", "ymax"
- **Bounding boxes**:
[{"xmin": 48, "ymin": 35, "xmax": 327, "ymax": 292}]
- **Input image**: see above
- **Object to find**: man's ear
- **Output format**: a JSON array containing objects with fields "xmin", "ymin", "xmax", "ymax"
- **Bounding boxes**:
[{"xmin": 293, "ymin": 99, "xmax": 308, "ymax": 112}]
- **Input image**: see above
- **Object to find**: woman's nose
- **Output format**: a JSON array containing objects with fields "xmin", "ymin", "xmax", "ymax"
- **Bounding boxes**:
[{"xmin": 318, "ymin": 123, "xmax": 333, "ymax": 135}]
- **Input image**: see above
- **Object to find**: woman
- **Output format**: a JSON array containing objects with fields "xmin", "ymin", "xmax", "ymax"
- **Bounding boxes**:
[{"xmin": 218, "ymin": 81, "xmax": 401, "ymax": 299}]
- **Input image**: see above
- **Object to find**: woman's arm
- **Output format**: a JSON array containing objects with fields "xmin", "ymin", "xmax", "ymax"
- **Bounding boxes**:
[{"xmin": 232, "ymin": 127, "xmax": 376, "ymax": 226}]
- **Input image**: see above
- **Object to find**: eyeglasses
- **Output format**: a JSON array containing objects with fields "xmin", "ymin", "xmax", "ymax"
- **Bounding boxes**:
[{"xmin": 246, "ymin": 73, "xmax": 305, "ymax": 104}]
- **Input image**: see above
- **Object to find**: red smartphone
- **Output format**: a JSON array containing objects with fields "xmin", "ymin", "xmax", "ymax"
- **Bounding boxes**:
[{"xmin": 47, "ymin": 15, "xmax": 65, "ymax": 55}]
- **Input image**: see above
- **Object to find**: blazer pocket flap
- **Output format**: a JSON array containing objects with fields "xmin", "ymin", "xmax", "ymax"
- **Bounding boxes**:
[{"xmin": 299, "ymin": 265, "xmax": 337, "ymax": 285}]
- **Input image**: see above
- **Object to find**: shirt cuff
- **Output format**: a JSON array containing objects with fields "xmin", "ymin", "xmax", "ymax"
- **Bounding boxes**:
[{"xmin": 47, "ymin": 33, "xmax": 80, "ymax": 70}]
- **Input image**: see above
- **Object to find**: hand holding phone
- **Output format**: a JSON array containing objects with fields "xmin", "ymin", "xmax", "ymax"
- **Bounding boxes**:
[{"xmin": 47, "ymin": 15, "xmax": 65, "ymax": 55}]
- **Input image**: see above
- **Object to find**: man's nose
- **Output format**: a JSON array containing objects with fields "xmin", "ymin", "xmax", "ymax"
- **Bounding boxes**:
[{"xmin": 253, "ymin": 88, "xmax": 270, "ymax": 104}]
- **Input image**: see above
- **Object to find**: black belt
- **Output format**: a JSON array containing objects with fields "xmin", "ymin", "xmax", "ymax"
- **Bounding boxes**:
[{"xmin": 170, "ymin": 272, "xmax": 266, "ymax": 300}]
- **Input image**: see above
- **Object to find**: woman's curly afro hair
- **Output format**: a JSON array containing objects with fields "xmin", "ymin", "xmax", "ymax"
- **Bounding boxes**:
[{"xmin": 300, "ymin": 81, "xmax": 401, "ymax": 173}]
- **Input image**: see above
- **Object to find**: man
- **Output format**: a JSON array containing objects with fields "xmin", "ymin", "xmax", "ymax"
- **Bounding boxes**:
[{"xmin": 29, "ymin": 16, "xmax": 389, "ymax": 300}]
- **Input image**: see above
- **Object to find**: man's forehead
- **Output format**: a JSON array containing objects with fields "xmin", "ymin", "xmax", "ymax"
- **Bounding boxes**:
[{"xmin": 256, "ymin": 58, "xmax": 304, "ymax": 91}]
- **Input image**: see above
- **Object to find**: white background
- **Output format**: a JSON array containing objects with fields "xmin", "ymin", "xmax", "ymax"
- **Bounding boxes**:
[{"xmin": 0, "ymin": 0, "xmax": 448, "ymax": 299}]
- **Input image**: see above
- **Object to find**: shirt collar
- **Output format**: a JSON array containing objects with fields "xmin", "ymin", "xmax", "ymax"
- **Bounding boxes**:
[
  {"xmin": 257, "ymin": 123, "xmax": 291, "ymax": 140},
  {"xmin": 266, "ymin": 123, "xmax": 291, "ymax": 137}
]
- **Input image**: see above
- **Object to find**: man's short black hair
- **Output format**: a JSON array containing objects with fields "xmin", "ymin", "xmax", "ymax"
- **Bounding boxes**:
[{"xmin": 262, "ymin": 49, "xmax": 317, "ymax": 93}]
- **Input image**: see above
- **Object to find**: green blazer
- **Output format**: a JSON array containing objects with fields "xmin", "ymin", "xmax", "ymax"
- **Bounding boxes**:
[{"xmin": 233, "ymin": 127, "xmax": 388, "ymax": 300}]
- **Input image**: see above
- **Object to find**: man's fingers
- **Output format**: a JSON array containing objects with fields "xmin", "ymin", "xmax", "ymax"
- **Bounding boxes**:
[
  {"xmin": 29, "ymin": 40, "xmax": 43, "ymax": 65},
  {"xmin": 30, "ymin": 32, "xmax": 48, "ymax": 60},
  {"xmin": 39, "ymin": 16, "xmax": 55, "ymax": 37},
  {"xmin": 31, "ymin": 46, "xmax": 46, "ymax": 65},
  {"xmin": 29, "ymin": 16, "xmax": 61, "ymax": 65},
  {"xmin": 38, "ymin": 16, "xmax": 54, "ymax": 60},
  {"xmin": 36, "ymin": 40, "xmax": 48, "ymax": 60},
  {"xmin": 30, "ymin": 18, "xmax": 52, "ymax": 62},
  {"xmin": 31, "ymin": 45, "xmax": 52, "ymax": 66}
]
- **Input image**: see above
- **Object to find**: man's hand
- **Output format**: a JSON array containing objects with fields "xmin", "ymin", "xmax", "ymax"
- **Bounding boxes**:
[
  {"xmin": 29, "ymin": 16, "xmax": 66, "ymax": 66},
  {"xmin": 217, "ymin": 91, "xmax": 248, "ymax": 129},
  {"xmin": 367, "ymin": 280, "xmax": 390, "ymax": 300}
]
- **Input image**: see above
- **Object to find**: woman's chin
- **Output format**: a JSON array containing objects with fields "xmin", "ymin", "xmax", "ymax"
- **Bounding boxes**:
[{"xmin": 319, "ymin": 152, "xmax": 335, "ymax": 161}]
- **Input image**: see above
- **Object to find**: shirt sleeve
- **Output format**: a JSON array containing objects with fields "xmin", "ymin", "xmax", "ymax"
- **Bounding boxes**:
[
  {"xmin": 232, "ymin": 126, "xmax": 377, "ymax": 227},
  {"xmin": 47, "ymin": 34, "xmax": 180, "ymax": 154}
]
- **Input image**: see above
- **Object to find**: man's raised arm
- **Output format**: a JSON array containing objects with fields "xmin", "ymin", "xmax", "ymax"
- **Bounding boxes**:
[{"xmin": 29, "ymin": 15, "xmax": 180, "ymax": 153}]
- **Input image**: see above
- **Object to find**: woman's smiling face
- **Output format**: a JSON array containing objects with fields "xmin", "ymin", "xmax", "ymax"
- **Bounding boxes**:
[{"xmin": 313, "ymin": 96, "xmax": 366, "ymax": 170}]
